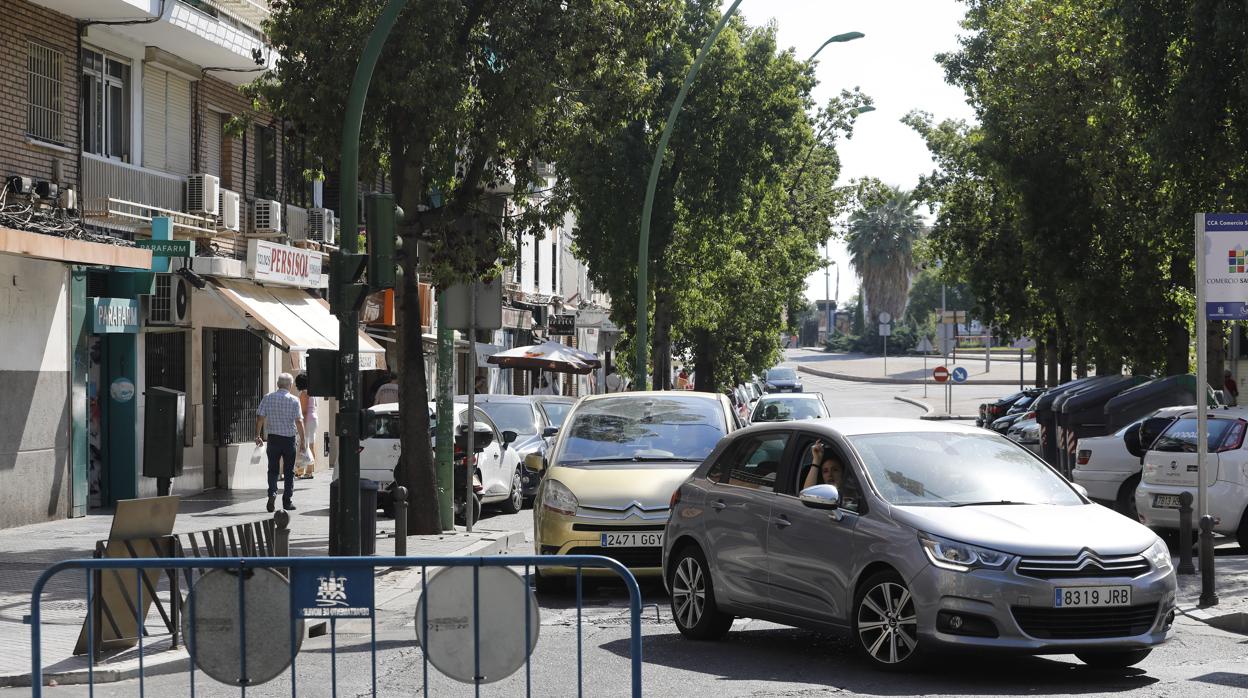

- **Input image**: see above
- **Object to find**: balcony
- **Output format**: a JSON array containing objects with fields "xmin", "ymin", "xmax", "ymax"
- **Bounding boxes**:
[{"xmin": 80, "ymin": 153, "xmax": 218, "ymax": 237}]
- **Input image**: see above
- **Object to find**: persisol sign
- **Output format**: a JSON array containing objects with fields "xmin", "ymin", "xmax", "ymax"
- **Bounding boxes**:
[
  {"xmin": 248, "ymin": 239, "xmax": 322, "ymax": 287},
  {"xmin": 91, "ymin": 297, "xmax": 140, "ymax": 334}
]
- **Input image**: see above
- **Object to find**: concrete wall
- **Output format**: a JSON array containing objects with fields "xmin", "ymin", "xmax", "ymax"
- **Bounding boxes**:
[{"xmin": 0, "ymin": 254, "xmax": 70, "ymax": 527}]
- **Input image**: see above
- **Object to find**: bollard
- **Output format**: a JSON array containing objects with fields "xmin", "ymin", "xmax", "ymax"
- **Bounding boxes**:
[
  {"xmin": 394, "ymin": 486, "xmax": 408, "ymax": 557},
  {"xmin": 1199, "ymin": 514, "xmax": 1219, "ymax": 607},
  {"xmin": 1177, "ymin": 492, "xmax": 1195, "ymax": 575}
]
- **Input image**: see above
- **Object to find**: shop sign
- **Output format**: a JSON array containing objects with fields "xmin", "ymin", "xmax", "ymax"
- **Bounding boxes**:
[
  {"xmin": 91, "ymin": 297, "xmax": 140, "ymax": 334},
  {"xmin": 248, "ymin": 239, "xmax": 322, "ymax": 287},
  {"xmin": 136, "ymin": 239, "xmax": 194, "ymax": 257},
  {"xmin": 548, "ymin": 314, "xmax": 576, "ymax": 336},
  {"xmin": 362, "ymin": 289, "xmax": 395, "ymax": 326},
  {"xmin": 1201, "ymin": 213, "xmax": 1248, "ymax": 319}
]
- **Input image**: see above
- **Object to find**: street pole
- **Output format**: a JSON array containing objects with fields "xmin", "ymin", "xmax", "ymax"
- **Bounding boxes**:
[
  {"xmin": 636, "ymin": 0, "xmax": 745, "ymax": 389},
  {"xmin": 335, "ymin": 0, "xmax": 410, "ymax": 555},
  {"xmin": 1194, "ymin": 212, "xmax": 1217, "ymax": 606},
  {"xmin": 435, "ymin": 298, "xmax": 454, "ymax": 531},
  {"xmin": 465, "ymin": 288, "xmax": 476, "ymax": 533}
]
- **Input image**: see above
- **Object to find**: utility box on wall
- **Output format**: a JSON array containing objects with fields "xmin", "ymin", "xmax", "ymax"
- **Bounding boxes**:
[{"xmin": 143, "ymin": 387, "xmax": 186, "ymax": 479}]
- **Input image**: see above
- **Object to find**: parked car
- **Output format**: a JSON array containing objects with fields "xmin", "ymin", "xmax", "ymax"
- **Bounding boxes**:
[
  {"xmin": 532, "ymin": 395, "xmax": 575, "ymax": 429},
  {"xmin": 663, "ymin": 418, "xmax": 1176, "ymax": 670},
  {"xmin": 1073, "ymin": 406, "xmax": 1190, "ymax": 520},
  {"xmin": 1136, "ymin": 407, "xmax": 1248, "ymax": 548},
  {"xmin": 457, "ymin": 395, "xmax": 555, "ymax": 501},
  {"xmin": 989, "ymin": 411, "xmax": 1027, "ymax": 434},
  {"xmin": 1005, "ymin": 414, "xmax": 1042, "ymax": 457},
  {"xmin": 763, "ymin": 366, "xmax": 803, "ymax": 393},
  {"xmin": 750, "ymin": 393, "xmax": 830, "ymax": 422},
  {"xmin": 362, "ymin": 402, "xmax": 525, "ymax": 516},
  {"xmin": 978, "ymin": 389, "xmax": 1043, "ymax": 427},
  {"xmin": 530, "ymin": 391, "xmax": 740, "ymax": 591}
]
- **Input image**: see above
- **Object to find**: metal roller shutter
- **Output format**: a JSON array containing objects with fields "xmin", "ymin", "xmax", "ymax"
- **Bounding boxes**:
[
  {"xmin": 142, "ymin": 66, "xmax": 192, "ymax": 175},
  {"xmin": 203, "ymin": 110, "xmax": 223, "ymax": 179}
]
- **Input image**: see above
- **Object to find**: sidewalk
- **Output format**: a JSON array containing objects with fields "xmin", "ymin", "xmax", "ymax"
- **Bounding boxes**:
[
  {"xmin": 0, "ymin": 475, "xmax": 523, "ymax": 688},
  {"xmin": 1175, "ymin": 551, "xmax": 1248, "ymax": 634}
]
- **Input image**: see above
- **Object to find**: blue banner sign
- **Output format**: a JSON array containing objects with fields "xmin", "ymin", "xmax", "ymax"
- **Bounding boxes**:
[
  {"xmin": 1203, "ymin": 213, "xmax": 1248, "ymax": 231},
  {"xmin": 291, "ymin": 566, "xmax": 374, "ymax": 618},
  {"xmin": 1202, "ymin": 213, "xmax": 1248, "ymax": 319}
]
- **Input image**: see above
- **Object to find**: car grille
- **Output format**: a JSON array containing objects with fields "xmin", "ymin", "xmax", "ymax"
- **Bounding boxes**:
[
  {"xmin": 567, "ymin": 546, "xmax": 662, "ymax": 569},
  {"xmin": 572, "ymin": 523, "xmax": 666, "ymax": 532},
  {"xmin": 1012, "ymin": 604, "xmax": 1159, "ymax": 640},
  {"xmin": 1015, "ymin": 553, "xmax": 1151, "ymax": 580}
]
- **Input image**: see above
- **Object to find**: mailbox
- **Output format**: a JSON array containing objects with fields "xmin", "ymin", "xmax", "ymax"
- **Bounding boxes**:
[{"xmin": 143, "ymin": 386, "xmax": 185, "ymax": 481}]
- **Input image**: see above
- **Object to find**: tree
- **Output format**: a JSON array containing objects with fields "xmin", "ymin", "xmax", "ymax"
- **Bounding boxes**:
[
  {"xmin": 258, "ymin": 0, "xmax": 675, "ymax": 533},
  {"xmin": 846, "ymin": 187, "xmax": 923, "ymax": 324}
]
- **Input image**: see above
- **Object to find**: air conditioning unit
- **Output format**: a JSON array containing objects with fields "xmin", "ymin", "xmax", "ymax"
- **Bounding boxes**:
[
  {"xmin": 187, "ymin": 174, "xmax": 220, "ymax": 216},
  {"xmin": 218, "ymin": 189, "xmax": 240, "ymax": 232},
  {"xmin": 147, "ymin": 273, "xmax": 191, "ymax": 326},
  {"xmin": 309, "ymin": 207, "xmax": 336, "ymax": 245},
  {"xmin": 253, "ymin": 199, "xmax": 282, "ymax": 234}
]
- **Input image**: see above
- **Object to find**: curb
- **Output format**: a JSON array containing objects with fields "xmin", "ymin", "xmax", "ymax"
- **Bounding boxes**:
[
  {"xmin": 893, "ymin": 395, "xmax": 933, "ymax": 414},
  {"xmin": 798, "ymin": 364, "xmax": 1035, "ymax": 386},
  {"xmin": 3, "ymin": 529, "xmax": 526, "ymax": 689}
]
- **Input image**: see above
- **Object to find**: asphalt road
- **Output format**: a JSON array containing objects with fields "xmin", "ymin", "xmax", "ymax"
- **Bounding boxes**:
[{"xmin": 30, "ymin": 376, "xmax": 1248, "ymax": 697}]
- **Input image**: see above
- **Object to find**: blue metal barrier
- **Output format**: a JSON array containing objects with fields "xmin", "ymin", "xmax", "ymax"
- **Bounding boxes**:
[{"xmin": 29, "ymin": 555, "xmax": 644, "ymax": 697}]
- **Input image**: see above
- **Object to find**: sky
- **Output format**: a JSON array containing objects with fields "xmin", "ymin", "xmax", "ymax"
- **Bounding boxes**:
[{"xmin": 733, "ymin": 0, "xmax": 978, "ymax": 307}]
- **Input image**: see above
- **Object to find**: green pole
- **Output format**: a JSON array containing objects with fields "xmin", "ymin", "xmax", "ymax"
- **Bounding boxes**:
[
  {"xmin": 336, "ymin": 0, "xmax": 410, "ymax": 554},
  {"xmin": 635, "ymin": 0, "xmax": 744, "ymax": 390},
  {"xmin": 435, "ymin": 296, "xmax": 455, "ymax": 531}
]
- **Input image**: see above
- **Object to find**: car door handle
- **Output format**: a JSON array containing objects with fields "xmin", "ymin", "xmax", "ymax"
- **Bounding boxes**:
[
  {"xmin": 774, "ymin": 516, "xmax": 792, "ymax": 528},
  {"xmin": 710, "ymin": 500, "xmax": 727, "ymax": 511}
]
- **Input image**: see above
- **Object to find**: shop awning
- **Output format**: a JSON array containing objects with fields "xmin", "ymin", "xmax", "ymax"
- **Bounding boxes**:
[{"xmin": 211, "ymin": 279, "xmax": 386, "ymax": 370}]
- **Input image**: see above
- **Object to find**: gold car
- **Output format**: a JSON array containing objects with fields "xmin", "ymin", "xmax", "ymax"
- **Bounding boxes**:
[{"xmin": 530, "ymin": 391, "xmax": 740, "ymax": 590}]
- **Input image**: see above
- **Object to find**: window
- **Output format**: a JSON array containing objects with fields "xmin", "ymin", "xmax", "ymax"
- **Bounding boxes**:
[
  {"xmin": 551, "ymin": 238, "xmax": 558, "ymax": 294},
  {"xmin": 725, "ymin": 435, "xmax": 788, "ymax": 492},
  {"xmin": 255, "ymin": 125, "xmax": 277, "ymax": 199},
  {"xmin": 81, "ymin": 47, "xmax": 130, "ymax": 160},
  {"xmin": 533, "ymin": 235, "xmax": 541, "ymax": 289},
  {"xmin": 27, "ymin": 42, "xmax": 64, "ymax": 144},
  {"xmin": 208, "ymin": 329, "xmax": 262, "ymax": 444},
  {"xmin": 794, "ymin": 438, "xmax": 865, "ymax": 513}
]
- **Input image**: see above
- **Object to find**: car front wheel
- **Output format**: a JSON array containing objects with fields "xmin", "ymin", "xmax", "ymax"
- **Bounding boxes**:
[
  {"xmin": 854, "ymin": 571, "xmax": 921, "ymax": 669},
  {"xmin": 669, "ymin": 546, "xmax": 733, "ymax": 640}
]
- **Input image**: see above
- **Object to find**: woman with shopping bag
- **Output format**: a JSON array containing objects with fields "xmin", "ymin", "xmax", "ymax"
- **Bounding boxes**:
[{"xmin": 294, "ymin": 373, "xmax": 318, "ymax": 479}]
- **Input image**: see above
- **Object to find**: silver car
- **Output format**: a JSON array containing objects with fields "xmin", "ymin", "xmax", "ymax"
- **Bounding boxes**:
[{"xmin": 662, "ymin": 418, "xmax": 1176, "ymax": 670}]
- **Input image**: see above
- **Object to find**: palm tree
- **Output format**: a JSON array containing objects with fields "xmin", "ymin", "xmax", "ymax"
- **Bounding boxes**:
[{"xmin": 846, "ymin": 187, "xmax": 923, "ymax": 326}]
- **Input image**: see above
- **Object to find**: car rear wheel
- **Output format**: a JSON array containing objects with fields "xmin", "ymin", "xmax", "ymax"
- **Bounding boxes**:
[
  {"xmin": 499, "ymin": 468, "xmax": 524, "ymax": 514},
  {"xmin": 1115, "ymin": 474, "xmax": 1140, "ymax": 521},
  {"xmin": 854, "ymin": 571, "xmax": 921, "ymax": 669},
  {"xmin": 1075, "ymin": 649, "xmax": 1152, "ymax": 668},
  {"xmin": 669, "ymin": 546, "xmax": 733, "ymax": 640}
]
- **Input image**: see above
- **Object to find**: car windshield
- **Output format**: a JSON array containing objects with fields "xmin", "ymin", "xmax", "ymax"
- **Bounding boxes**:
[
  {"xmin": 540, "ymin": 401, "xmax": 572, "ymax": 427},
  {"xmin": 1153, "ymin": 418, "xmax": 1237, "ymax": 453},
  {"xmin": 752, "ymin": 397, "xmax": 825, "ymax": 421},
  {"xmin": 364, "ymin": 411, "xmax": 400, "ymax": 438},
  {"xmin": 558, "ymin": 395, "xmax": 727, "ymax": 464},
  {"xmin": 768, "ymin": 368, "xmax": 796, "ymax": 381},
  {"xmin": 477, "ymin": 402, "xmax": 537, "ymax": 435},
  {"xmin": 848, "ymin": 431, "xmax": 1082, "ymax": 507}
]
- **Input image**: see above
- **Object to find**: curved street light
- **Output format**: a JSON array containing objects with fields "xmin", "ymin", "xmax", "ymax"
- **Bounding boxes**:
[{"xmin": 807, "ymin": 31, "xmax": 865, "ymax": 62}]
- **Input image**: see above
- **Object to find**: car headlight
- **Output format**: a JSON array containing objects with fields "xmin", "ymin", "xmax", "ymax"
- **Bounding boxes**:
[
  {"xmin": 541, "ymin": 479, "xmax": 578, "ymax": 516},
  {"xmin": 1142, "ymin": 537, "xmax": 1173, "ymax": 573},
  {"xmin": 919, "ymin": 532, "xmax": 1013, "ymax": 572}
]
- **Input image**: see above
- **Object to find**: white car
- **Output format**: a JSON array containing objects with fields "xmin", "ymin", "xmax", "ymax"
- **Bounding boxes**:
[
  {"xmin": 1136, "ymin": 407, "xmax": 1248, "ymax": 548},
  {"xmin": 749, "ymin": 393, "xmax": 830, "ymax": 422},
  {"xmin": 1074, "ymin": 406, "xmax": 1190, "ymax": 519},
  {"xmin": 361, "ymin": 402, "xmax": 526, "ymax": 514}
]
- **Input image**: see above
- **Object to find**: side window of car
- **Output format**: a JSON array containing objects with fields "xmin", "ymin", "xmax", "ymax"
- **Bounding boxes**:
[{"xmin": 725, "ymin": 435, "xmax": 788, "ymax": 493}]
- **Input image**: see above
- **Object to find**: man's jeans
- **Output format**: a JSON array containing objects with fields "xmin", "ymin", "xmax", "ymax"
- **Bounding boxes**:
[{"xmin": 266, "ymin": 434, "xmax": 297, "ymax": 502}]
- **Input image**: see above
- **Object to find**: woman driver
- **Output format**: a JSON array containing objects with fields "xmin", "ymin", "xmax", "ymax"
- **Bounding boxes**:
[{"xmin": 803, "ymin": 440, "xmax": 844, "ymax": 490}]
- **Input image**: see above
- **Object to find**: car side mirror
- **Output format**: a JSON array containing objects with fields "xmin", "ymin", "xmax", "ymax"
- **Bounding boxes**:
[
  {"xmin": 1123, "ymin": 423, "xmax": 1144, "ymax": 458},
  {"xmin": 798, "ymin": 484, "xmax": 840, "ymax": 510},
  {"xmin": 542, "ymin": 426, "xmax": 559, "ymax": 439},
  {"xmin": 524, "ymin": 453, "xmax": 546, "ymax": 472},
  {"xmin": 502, "ymin": 430, "xmax": 518, "ymax": 446}
]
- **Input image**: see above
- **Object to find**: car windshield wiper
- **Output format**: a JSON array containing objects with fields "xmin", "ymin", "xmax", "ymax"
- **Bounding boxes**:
[
  {"xmin": 950, "ymin": 500, "xmax": 1036, "ymax": 507},
  {"xmin": 572, "ymin": 455, "xmax": 703, "ymax": 463}
]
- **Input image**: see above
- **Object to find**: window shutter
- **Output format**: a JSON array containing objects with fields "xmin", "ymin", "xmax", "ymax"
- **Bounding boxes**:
[
  {"xmin": 203, "ymin": 110, "xmax": 222, "ymax": 179},
  {"xmin": 142, "ymin": 66, "xmax": 192, "ymax": 175},
  {"xmin": 142, "ymin": 67, "xmax": 167, "ymax": 171}
]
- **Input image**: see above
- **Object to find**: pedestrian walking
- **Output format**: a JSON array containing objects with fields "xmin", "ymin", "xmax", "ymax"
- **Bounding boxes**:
[
  {"xmin": 474, "ymin": 373, "xmax": 488, "ymax": 395},
  {"xmin": 255, "ymin": 373, "xmax": 305, "ymax": 512},
  {"xmin": 1225, "ymin": 369, "xmax": 1239, "ymax": 407},
  {"xmin": 374, "ymin": 372, "xmax": 400, "ymax": 405},
  {"xmin": 605, "ymin": 366, "xmax": 622, "ymax": 393},
  {"xmin": 294, "ymin": 373, "xmax": 318, "ymax": 479},
  {"xmin": 533, "ymin": 373, "xmax": 557, "ymax": 395},
  {"xmin": 676, "ymin": 369, "xmax": 691, "ymax": 390}
]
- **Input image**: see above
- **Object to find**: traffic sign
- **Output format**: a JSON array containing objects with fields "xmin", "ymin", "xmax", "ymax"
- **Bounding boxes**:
[
  {"xmin": 915, "ymin": 336, "xmax": 934, "ymax": 353},
  {"xmin": 952, "ymin": 366, "xmax": 969, "ymax": 383},
  {"xmin": 878, "ymin": 323, "xmax": 892, "ymax": 336},
  {"xmin": 933, "ymin": 366, "xmax": 950, "ymax": 383},
  {"xmin": 1010, "ymin": 336, "xmax": 1036, "ymax": 350},
  {"xmin": 877, "ymin": 311, "xmax": 892, "ymax": 324}
]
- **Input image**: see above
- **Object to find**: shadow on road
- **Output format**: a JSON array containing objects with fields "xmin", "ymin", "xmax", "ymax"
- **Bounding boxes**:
[{"xmin": 601, "ymin": 627, "xmax": 1159, "ymax": 695}]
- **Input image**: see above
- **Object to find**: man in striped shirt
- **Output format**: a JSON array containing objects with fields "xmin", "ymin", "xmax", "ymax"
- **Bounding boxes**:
[{"xmin": 256, "ymin": 373, "xmax": 305, "ymax": 512}]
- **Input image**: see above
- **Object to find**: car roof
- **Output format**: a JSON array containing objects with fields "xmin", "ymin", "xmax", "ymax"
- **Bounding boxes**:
[
  {"xmin": 1173, "ymin": 406, "xmax": 1248, "ymax": 419},
  {"xmin": 736, "ymin": 417, "xmax": 984, "ymax": 438},
  {"xmin": 531, "ymin": 395, "xmax": 575, "ymax": 403},
  {"xmin": 577, "ymin": 390, "xmax": 723, "ymax": 402},
  {"xmin": 453, "ymin": 394, "xmax": 534, "ymax": 403},
  {"xmin": 756, "ymin": 393, "xmax": 821, "ymax": 401}
]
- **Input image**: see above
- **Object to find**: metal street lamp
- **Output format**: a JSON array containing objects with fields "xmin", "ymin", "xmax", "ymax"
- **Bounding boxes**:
[{"xmin": 807, "ymin": 31, "xmax": 865, "ymax": 62}]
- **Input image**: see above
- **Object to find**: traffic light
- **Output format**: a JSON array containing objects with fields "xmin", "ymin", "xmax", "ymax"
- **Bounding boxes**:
[
  {"xmin": 365, "ymin": 193, "xmax": 397, "ymax": 290},
  {"xmin": 329, "ymin": 250, "xmax": 368, "ymax": 315},
  {"xmin": 304, "ymin": 349, "xmax": 338, "ymax": 397}
]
